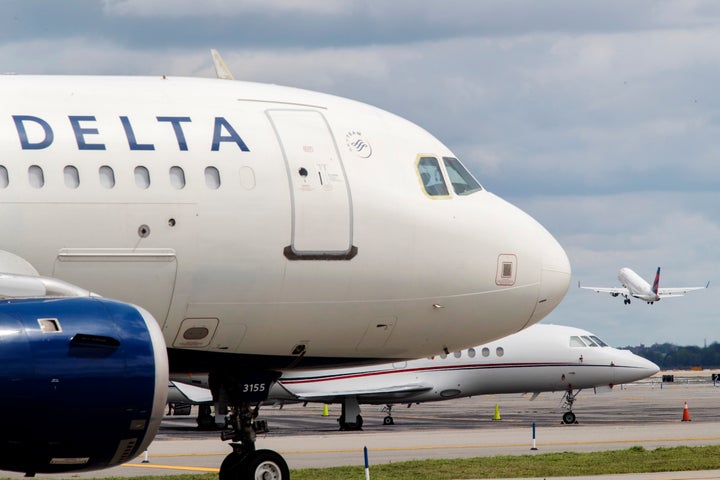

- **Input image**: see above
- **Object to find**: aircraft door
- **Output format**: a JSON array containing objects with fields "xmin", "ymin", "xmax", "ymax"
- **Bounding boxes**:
[{"xmin": 267, "ymin": 110, "xmax": 356, "ymax": 260}]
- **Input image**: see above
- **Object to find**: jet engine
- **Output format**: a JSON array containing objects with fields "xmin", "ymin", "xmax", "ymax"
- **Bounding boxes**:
[{"xmin": 0, "ymin": 296, "xmax": 168, "ymax": 476}]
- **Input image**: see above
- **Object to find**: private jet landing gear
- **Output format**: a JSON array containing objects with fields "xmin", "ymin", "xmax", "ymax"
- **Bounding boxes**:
[
  {"xmin": 212, "ymin": 371, "xmax": 288, "ymax": 480},
  {"xmin": 382, "ymin": 404, "xmax": 395, "ymax": 425},
  {"xmin": 338, "ymin": 396, "xmax": 363, "ymax": 431},
  {"xmin": 561, "ymin": 388, "xmax": 579, "ymax": 424}
]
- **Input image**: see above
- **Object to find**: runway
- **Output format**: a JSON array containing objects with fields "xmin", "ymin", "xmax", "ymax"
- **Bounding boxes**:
[{"xmin": 3, "ymin": 375, "xmax": 720, "ymax": 478}]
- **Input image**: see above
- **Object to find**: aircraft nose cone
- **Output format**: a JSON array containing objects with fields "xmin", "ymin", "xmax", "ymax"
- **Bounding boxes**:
[
  {"xmin": 640, "ymin": 357, "xmax": 661, "ymax": 377},
  {"xmin": 615, "ymin": 352, "xmax": 660, "ymax": 383},
  {"xmin": 528, "ymin": 225, "xmax": 572, "ymax": 325}
]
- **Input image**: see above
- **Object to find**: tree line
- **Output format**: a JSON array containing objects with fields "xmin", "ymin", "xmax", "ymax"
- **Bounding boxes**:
[{"xmin": 624, "ymin": 342, "xmax": 720, "ymax": 370}]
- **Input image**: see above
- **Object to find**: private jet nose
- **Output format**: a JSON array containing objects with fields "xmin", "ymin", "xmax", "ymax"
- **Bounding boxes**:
[{"xmin": 615, "ymin": 351, "xmax": 661, "ymax": 383}]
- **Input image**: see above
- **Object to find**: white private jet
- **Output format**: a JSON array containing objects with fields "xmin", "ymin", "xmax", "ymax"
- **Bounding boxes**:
[
  {"xmin": 0, "ymin": 54, "xmax": 570, "ymax": 479},
  {"xmin": 269, "ymin": 324, "xmax": 659, "ymax": 428},
  {"xmin": 580, "ymin": 267, "xmax": 708, "ymax": 304}
]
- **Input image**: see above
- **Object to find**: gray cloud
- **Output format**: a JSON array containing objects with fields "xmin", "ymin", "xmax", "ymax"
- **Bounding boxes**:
[{"xmin": 1, "ymin": 1, "xmax": 718, "ymax": 346}]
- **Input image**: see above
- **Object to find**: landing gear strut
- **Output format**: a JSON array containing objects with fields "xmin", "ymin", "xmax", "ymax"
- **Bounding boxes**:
[
  {"xmin": 561, "ymin": 388, "xmax": 579, "ymax": 424},
  {"xmin": 211, "ymin": 371, "xmax": 288, "ymax": 480},
  {"xmin": 338, "ymin": 396, "xmax": 363, "ymax": 430}
]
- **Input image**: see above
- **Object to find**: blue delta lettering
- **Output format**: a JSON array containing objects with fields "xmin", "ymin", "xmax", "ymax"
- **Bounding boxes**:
[{"xmin": 12, "ymin": 115, "xmax": 250, "ymax": 152}]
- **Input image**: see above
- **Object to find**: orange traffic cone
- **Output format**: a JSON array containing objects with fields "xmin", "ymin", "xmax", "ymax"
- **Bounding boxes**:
[{"xmin": 681, "ymin": 401, "xmax": 691, "ymax": 422}]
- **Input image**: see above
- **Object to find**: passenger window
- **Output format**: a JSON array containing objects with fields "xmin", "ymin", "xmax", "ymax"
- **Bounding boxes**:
[
  {"xmin": 134, "ymin": 166, "xmax": 150, "ymax": 189},
  {"xmin": 205, "ymin": 166, "xmax": 221, "ymax": 189},
  {"xmin": 417, "ymin": 156, "xmax": 449, "ymax": 197},
  {"xmin": 64, "ymin": 166, "xmax": 80, "ymax": 189},
  {"xmin": 442, "ymin": 157, "xmax": 482, "ymax": 195},
  {"xmin": 582, "ymin": 336, "xmax": 599, "ymax": 347},
  {"xmin": 170, "ymin": 166, "xmax": 186, "ymax": 190},
  {"xmin": 590, "ymin": 335, "xmax": 608, "ymax": 347},
  {"xmin": 454, "ymin": 351, "xmax": 462, "ymax": 359},
  {"xmin": 570, "ymin": 336, "xmax": 586, "ymax": 347},
  {"xmin": 496, "ymin": 347, "xmax": 504, "ymax": 357},
  {"xmin": 99, "ymin": 165, "xmax": 115, "ymax": 189},
  {"xmin": 0, "ymin": 166, "xmax": 8, "ymax": 188},
  {"xmin": 468, "ymin": 347, "xmax": 476, "ymax": 358},
  {"xmin": 481, "ymin": 347, "xmax": 490, "ymax": 357},
  {"xmin": 28, "ymin": 165, "xmax": 44, "ymax": 188}
]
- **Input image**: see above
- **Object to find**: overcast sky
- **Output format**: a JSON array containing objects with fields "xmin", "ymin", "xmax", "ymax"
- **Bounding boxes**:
[{"xmin": 2, "ymin": 1, "xmax": 718, "ymax": 347}]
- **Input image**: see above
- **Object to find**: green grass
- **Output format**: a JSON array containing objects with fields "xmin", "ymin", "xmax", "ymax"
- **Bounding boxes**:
[
  {"xmin": 6, "ymin": 445, "xmax": 720, "ymax": 480},
  {"xmin": 289, "ymin": 446, "xmax": 720, "ymax": 479}
]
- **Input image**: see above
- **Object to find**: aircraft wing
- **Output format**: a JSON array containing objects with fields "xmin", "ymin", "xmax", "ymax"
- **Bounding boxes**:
[
  {"xmin": 658, "ymin": 284, "xmax": 709, "ymax": 298},
  {"xmin": 169, "ymin": 381, "xmax": 214, "ymax": 404},
  {"xmin": 277, "ymin": 382, "xmax": 433, "ymax": 404},
  {"xmin": 579, "ymin": 285, "xmax": 629, "ymax": 296}
]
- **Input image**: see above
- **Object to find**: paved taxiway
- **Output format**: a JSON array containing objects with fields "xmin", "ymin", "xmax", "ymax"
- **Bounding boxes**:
[{"xmin": 3, "ymin": 374, "xmax": 720, "ymax": 478}]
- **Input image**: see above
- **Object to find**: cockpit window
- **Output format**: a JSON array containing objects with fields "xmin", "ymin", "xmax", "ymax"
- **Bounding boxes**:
[
  {"xmin": 581, "ymin": 336, "xmax": 599, "ymax": 347},
  {"xmin": 569, "ymin": 336, "xmax": 586, "ymax": 347},
  {"xmin": 590, "ymin": 335, "xmax": 608, "ymax": 347},
  {"xmin": 442, "ymin": 157, "xmax": 482, "ymax": 196},
  {"xmin": 417, "ymin": 156, "xmax": 449, "ymax": 197}
]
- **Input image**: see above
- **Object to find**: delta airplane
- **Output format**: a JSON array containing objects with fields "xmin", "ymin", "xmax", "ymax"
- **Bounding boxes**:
[
  {"xmin": 0, "ymin": 54, "xmax": 570, "ymax": 479},
  {"xmin": 581, "ymin": 267, "xmax": 708, "ymax": 304},
  {"xmin": 269, "ymin": 324, "xmax": 659, "ymax": 428}
]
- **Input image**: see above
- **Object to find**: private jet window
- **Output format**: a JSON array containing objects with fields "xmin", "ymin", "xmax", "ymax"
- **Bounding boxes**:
[
  {"xmin": 481, "ymin": 347, "xmax": 490, "ymax": 357},
  {"xmin": 170, "ymin": 166, "xmax": 186, "ymax": 190},
  {"xmin": 0, "ymin": 166, "xmax": 8, "ymax": 188},
  {"xmin": 468, "ymin": 347, "xmax": 476, "ymax": 358},
  {"xmin": 496, "ymin": 347, "xmax": 504, "ymax": 357},
  {"xmin": 454, "ymin": 351, "xmax": 462, "ymax": 359},
  {"xmin": 442, "ymin": 157, "xmax": 482, "ymax": 196},
  {"xmin": 590, "ymin": 335, "xmax": 609, "ymax": 347},
  {"xmin": 64, "ymin": 166, "xmax": 80, "ymax": 189},
  {"xmin": 134, "ymin": 166, "xmax": 150, "ymax": 190},
  {"xmin": 582, "ymin": 336, "xmax": 599, "ymax": 347},
  {"xmin": 417, "ymin": 156, "xmax": 449, "ymax": 197},
  {"xmin": 28, "ymin": 165, "xmax": 44, "ymax": 188},
  {"xmin": 570, "ymin": 336, "xmax": 586, "ymax": 347},
  {"xmin": 99, "ymin": 165, "xmax": 115, "ymax": 189},
  {"xmin": 205, "ymin": 166, "xmax": 221, "ymax": 189}
]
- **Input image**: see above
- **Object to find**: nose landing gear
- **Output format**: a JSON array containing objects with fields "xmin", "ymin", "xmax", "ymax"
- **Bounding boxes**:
[
  {"xmin": 212, "ymin": 371, "xmax": 289, "ymax": 480},
  {"xmin": 561, "ymin": 388, "xmax": 580, "ymax": 424}
]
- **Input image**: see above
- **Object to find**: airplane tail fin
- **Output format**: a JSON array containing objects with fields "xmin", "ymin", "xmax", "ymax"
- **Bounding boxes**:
[
  {"xmin": 652, "ymin": 267, "xmax": 661, "ymax": 294},
  {"xmin": 211, "ymin": 49, "xmax": 235, "ymax": 80}
]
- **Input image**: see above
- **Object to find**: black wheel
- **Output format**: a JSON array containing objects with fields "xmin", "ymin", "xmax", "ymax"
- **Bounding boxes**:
[
  {"xmin": 338, "ymin": 414, "xmax": 364, "ymax": 431},
  {"xmin": 383, "ymin": 416, "xmax": 394, "ymax": 425},
  {"xmin": 562, "ymin": 411, "xmax": 576, "ymax": 424},
  {"xmin": 219, "ymin": 451, "xmax": 248, "ymax": 480},
  {"xmin": 241, "ymin": 449, "xmax": 289, "ymax": 480}
]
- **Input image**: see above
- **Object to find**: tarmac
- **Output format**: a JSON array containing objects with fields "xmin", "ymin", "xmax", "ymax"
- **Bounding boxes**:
[{"xmin": 3, "ymin": 373, "xmax": 720, "ymax": 479}]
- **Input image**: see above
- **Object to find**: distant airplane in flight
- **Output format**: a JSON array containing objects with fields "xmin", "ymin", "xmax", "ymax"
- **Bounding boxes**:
[
  {"xmin": 580, "ymin": 267, "xmax": 708, "ymax": 304},
  {"xmin": 270, "ymin": 323, "xmax": 659, "ymax": 428}
]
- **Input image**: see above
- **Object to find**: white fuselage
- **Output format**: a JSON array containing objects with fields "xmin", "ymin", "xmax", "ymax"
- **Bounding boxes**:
[
  {"xmin": 618, "ymin": 268, "xmax": 658, "ymax": 302},
  {"xmin": 271, "ymin": 324, "xmax": 659, "ymax": 404},
  {"xmin": 0, "ymin": 75, "xmax": 571, "ymax": 368}
]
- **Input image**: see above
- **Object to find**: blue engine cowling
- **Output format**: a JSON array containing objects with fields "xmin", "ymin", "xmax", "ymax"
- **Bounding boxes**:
[{"xmin": 0, "ymin": 296, "xmax": 168, "ymax": 475}]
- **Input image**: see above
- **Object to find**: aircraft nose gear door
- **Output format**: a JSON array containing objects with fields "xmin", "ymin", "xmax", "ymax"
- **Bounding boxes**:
[{"xmin": 267, "ymin": 110, "xmax": 356, "ymax": 260}]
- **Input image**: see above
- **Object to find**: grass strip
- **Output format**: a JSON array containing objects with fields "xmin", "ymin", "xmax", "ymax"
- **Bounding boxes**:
[{"xmin": 4, "ymin": 445, "xmax": 720, "ymax": 480}]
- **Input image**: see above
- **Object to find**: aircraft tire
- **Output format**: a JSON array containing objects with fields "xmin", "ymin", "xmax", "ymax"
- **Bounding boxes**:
[
  {"xmin": 219, "ymin": 451, "xmax": 247, "ymax": 480},
  {"xmin": 339, "ymin": 415, "xmax": 364, "ymax": 431},
  {"xmin": 240, "ymin": 449, "xmax": 289, "ymax": 480},
  {"xmin": 562, "ymin": 411, "xmax": 576, "ymax": 424},
  {"xmin": 383, "ymin": 416, "xmax": 394, "ymax": 425}
]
